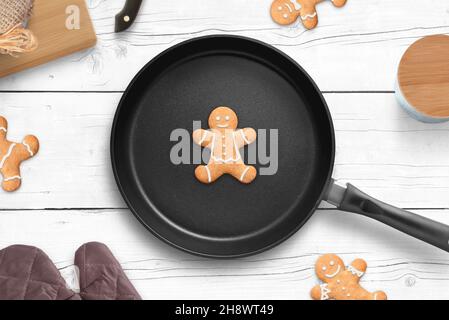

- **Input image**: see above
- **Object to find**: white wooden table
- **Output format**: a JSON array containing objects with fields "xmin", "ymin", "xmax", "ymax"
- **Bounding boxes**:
[{"xmin": 1, "ymin": 0, "xmax": 449, "ymax": 300}]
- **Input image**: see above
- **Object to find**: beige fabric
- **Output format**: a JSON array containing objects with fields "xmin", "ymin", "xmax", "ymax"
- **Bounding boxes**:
[
  {"xmin": 0, "ymin": 0, "xmax": 37, "ymax": 55},
  {"xmin": 0, "ymin": 0, "xmax": 33, "ymax": 34}
]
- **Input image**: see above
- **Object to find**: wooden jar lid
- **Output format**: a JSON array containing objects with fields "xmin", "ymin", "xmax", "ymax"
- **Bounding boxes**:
[{"xmin": 397, "ymin": 35, "xmax": 449, "ymax": 121}]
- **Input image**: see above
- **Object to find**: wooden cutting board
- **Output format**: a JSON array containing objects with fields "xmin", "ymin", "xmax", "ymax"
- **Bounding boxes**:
[
  {"xmin": 396, "ymin": 35, "xmax": 449, "ymax": 123},
  {"xmin": 0, "ymin": 0, "xmax": 96, "ymax": 78}
]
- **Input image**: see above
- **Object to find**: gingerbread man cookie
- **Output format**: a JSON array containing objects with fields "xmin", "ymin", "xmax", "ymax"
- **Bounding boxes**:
[
  {"xmin": 271, "ymin": 0, "xmax": 347, "ymax": 30},
  {"xmin": 310, "ymin": 254, "xmax": 387, "ymax": 300},
  {"xmin": 0, "ymin": 116, "xmax": 39, "ymax": 192},
  {"xmin": 192, "ymin": 107, "xmax": 257, "ymax": 184}
]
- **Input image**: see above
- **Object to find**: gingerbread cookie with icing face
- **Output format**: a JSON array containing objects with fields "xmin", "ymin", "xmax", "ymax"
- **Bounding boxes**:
[
  {"xmin": 271, "ymin": 0, "xmax": 347, "ymax": 30},
  {"xmin": 0, "ymin": 116, "xmax": 39, "ymax": 192},
  {"xmin": 310, "ymin": 254, "xmax": 387, "ymax": 300},
  {"xmin": 192, "ymin": 107, "xmax": 257, "ymax": 184}
]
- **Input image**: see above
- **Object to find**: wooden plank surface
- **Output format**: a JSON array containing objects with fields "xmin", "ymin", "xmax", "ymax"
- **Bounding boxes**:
[
  {"xmin": 0, "ymin": 0, "xmax": 96, "ymax": 78},
  {"xmin": 1, "ymin": 0, "xmax": 448, "ymax": 300},
  {"xmin": 0, "ymin": 0, "xmax": 448, "ymax": 91},
  {"xmin": 1, "ymin": 92, "xmax": 449, "ymax": 210},
  {"xmin": 0, "ymin": 208, "xmax": 448, "ymax": 300}
]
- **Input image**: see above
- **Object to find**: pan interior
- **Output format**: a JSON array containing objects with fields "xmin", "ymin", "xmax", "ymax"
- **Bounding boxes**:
[{"xmin": 112, "ymin": 37, "xmax": 334, "ymax": 257}]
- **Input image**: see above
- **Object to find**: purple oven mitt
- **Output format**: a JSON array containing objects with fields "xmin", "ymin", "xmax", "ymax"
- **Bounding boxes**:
[
  {"xmin": 0, "ymin": 245, "xmax": 80, "ymax": 300},
  {"xmin": 75, "ymin": 242, "xmax": 141, "ymax": 300}
]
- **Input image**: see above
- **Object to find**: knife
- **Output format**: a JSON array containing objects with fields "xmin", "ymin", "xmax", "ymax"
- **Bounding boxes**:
[{"xmin": 115, "ymin": 0, "xmax": 143, "ymax": 33}]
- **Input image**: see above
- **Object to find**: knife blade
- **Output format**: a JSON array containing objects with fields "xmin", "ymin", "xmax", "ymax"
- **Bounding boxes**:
[{"xmin": 115, "ymin": 0, "xmax": 143, "ymax": 33}]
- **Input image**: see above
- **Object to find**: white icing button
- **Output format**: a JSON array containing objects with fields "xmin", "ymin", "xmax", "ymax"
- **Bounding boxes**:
[
  {"xmin": 278, "ymin": 6, "xmax": 283, "ymax": 10},
  {"xmin": 322, "ymin": 266, "xmax": 327, "ymax": 271},
  {"xmin": 216, "ymin": 116, "xmax": 221, "ymax": 121},
  {"xmin": 124, "ymin": 15, "xmax": 130, "ymax": 22},
  {"xmin": 337, "ymin": 280, "xmax": 340, "ymax": 284},
  {"xmin": 225, "ymin": 116, "xmax": 230, "ymax": 121},
  {"xmin": 283, "ymin": 13, "xmax": 288, "ymax": 18},
  {"xmin": 330, "ymin": 261, "xmax": 335, "ymax": 266},
  {"xmin": 347, "ymin": 293, "xmax": 351, "ymax": 297},
  {"xmin": 342, "ymin": 287, "xmax": 346, "ymax": 291}
]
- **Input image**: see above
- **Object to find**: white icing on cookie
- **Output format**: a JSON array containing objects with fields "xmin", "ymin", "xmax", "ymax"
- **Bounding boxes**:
[
  {"xmin": 0, "ymin": 127, "xmax": 6, "ymax": 133},
  {"xmin": 240, "ymin": 167, "xmax": 250, "ymax": 182},
  {"xmin": 209, "ymin": 131, "xmax": 241, "ymax": 163},
  {"xmin": 0, "ymin": 143, "xmax": 16, "ymax": 169},
  {"xmin": 240, "ymin": 130, "xmax": 250, "ymax": 144},
  {"xmin": 198, "ymin": 131, "xmax": 209, "ymax": 145},
  {"xmin": 284, "ymin": 3, "xmax": 294, "ymax": 12},
  {"xmin": 4, "ymin": 176, "xmax": 21, "ymax": 182},
  {"xmin": 289, "ymin": 0, "xmax": 301, "ymax": 10},
  {"xmin": 22, "ymin": 141, "xmax": 34, "ymax": 157},
  {"xmin": 205, "ymin": 166, "xmax": 211, "ymax": 183},
  {"xmin": 320, "ymin": 284, "xmax": 331, "ymax": 300},
  {"xmin": 324, "ymin": 265, "xmax": 341, "ymax": 278},
  {"xmin": 301, "ymin": 12, "xmax": 317, "ymax": 20},
  {"xmin": 347, "ymin": 265, "xmax": 364, "ymax": 277}
]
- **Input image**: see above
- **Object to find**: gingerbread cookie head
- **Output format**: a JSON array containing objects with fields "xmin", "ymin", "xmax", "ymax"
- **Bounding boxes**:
[
  {"xmin": 208, "ymin": 106, "xmax": 238, "ymax": 130},
  {"xmin": 270, "ymin": 0, "xmax": 301, "ymax": 25},
  {"xmin": 314, "ymin": 253, "xmax": 345, "ymax": 282}
]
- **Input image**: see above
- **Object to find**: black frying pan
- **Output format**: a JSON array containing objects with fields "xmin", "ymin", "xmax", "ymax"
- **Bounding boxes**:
[{"xmin": 111, "ymin": 35, "xmax": 449, "ymax": 258}]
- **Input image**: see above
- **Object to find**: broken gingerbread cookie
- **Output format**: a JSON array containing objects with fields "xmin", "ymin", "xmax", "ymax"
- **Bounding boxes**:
[
  {"xmin": 310, "ymin": 254, "xmax": 387, "ymax": 300},
  {"xmin": 192, "ymin": 106, "xmax": 257, "ymax": 184},
  {"xmin": 271, "ymin": 0, "xmax": 347, "ymax": 30},
  {"xmin": 0, "ymin": 116, "xmax": 39, "ymax": 192}
]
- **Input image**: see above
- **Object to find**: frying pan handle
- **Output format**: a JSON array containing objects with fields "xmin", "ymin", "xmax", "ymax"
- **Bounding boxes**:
[{"xmin": 327, "ymin": 180, "xmax": 449, "ymax": 252}]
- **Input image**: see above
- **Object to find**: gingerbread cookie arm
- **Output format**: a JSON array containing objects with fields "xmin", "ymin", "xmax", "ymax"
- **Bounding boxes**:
[
  {"xmin": 234, "ymin": 128, "xmax": 257, "ymax": 148},
  {"xmin": 348, "ymin": 258, "xmax": 367, "ymax": 280},
  {"xmin": 0, "ymin": 116, "xmax": 7, "ymax": 142},
  {"xmin": 192, "ymin": 129, "xmax": 213, "ymax": 148},
  {"xmin": 17, "ymin": 135, "xmax": 39, "ymax": 161},
  {"xmin": 330, "ymin": 0, "xmax": 347, "ymax": 8},
  {"xmin": 310, "ymin": 283, "xmax": 331, "ymax": 300}
]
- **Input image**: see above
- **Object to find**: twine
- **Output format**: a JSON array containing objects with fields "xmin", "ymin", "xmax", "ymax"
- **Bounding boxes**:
[
  {"xmin": 0, "ymin": 24, "xmax": 38, "ymax": 56},
  {"xmin": 0, "ymin": 0, "xmax": 37, "ymax": 56}
]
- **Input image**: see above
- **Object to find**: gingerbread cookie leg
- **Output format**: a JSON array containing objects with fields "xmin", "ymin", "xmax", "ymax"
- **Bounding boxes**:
[
  {"xmin": 195, "ymin": 163, "xmax": 223, "ymax": 184},
  {"xmin": 1, "ymin": 162, "xmax": 22, "ymax": 192},
  {"xmin": 228, "ymin": 164, "xmax": 257, "ymax": 184},
  {"xmin": 300, "ymin": 2, "xmax": 319, "ymax": 30},
  {"xmin": 372, "ymin": 291, "xmax": 387, "ymax": 300}
]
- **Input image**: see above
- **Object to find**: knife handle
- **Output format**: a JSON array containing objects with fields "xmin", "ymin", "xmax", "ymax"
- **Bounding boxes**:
[{"xmin": 115, "ymin": 0, "xmax": 143, "ymax": 32}]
